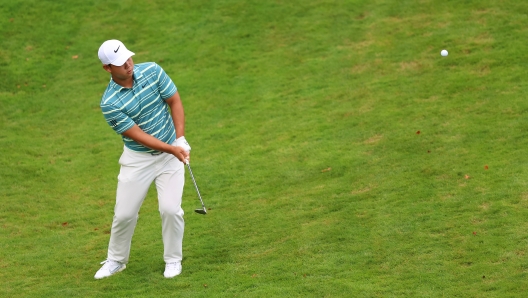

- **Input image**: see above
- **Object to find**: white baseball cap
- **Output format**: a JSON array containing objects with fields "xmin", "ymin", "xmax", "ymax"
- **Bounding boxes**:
[{"xmin": 98, "ymin": 40, "xmax": 135, "ymax": 66}]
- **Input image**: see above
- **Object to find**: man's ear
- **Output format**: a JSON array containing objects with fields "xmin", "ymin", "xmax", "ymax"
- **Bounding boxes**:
[{"xmin": 102, "ymin": 64, "xmax": 112, "ymax": 73}]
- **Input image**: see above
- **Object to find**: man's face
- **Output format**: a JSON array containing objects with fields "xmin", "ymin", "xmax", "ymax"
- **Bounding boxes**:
[{"xmin": 103, "ymin": 57, "xmax": 134, "ymax": 80}]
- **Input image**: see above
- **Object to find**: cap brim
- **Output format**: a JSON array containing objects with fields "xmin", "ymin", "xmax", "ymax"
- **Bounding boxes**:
[{"xmin": 111, "ymin": 50, "xmax": 135, "ymax": 66}]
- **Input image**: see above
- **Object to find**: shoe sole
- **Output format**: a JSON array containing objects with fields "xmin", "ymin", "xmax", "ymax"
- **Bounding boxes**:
[
  {"xmin": 94, "ymin": 264, "xmax": 126, "ymax": 279},
  {"xmin": 164, "ymin": 272, "xmax": 182, "ymax": 278},
  {"xmin": 164, "ymin": 269, "xmax": 182, "ymax": 278}
]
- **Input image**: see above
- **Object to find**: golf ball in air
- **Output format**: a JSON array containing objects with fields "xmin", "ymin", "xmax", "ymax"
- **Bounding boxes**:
[{"xmin": 441, "ymin": 49, "xmax": 448, "ymax": 57}]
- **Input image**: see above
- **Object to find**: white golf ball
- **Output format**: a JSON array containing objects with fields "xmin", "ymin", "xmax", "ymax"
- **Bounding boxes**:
[{"xmin": 441, "ymin": 49, "xmax": 448, "ymax": 57}]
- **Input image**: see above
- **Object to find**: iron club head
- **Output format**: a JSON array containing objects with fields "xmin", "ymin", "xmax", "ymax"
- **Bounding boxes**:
[{"xmin": 194, "ymin": 208, "xmax": 207, "ymax": 215}]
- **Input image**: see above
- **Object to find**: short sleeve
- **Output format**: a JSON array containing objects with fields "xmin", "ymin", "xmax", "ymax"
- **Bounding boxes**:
[
  {"xmin": 100, "ymin": 103, "xmax": 135, "ymax": 134},
  {"xmin": 155, "ymin": 64, "xmax": 177, "ymax": 100}
]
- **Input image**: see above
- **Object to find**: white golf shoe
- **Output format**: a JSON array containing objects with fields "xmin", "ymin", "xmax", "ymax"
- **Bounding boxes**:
[
  {"xmin": 164, "ymin": 262, "xmax": 182, "ymax": 278},
  {"xmin": 94, "ymin": 260, "xmax": 126, "ymax": 279}
]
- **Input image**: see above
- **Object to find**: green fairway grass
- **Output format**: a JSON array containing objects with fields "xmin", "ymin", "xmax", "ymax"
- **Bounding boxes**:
[{"xmin": 2, "ymin": 0, "xmax": 528, "ymax": 296}]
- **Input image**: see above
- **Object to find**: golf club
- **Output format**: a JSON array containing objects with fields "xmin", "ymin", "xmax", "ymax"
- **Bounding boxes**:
[{"xmin": 185, "ymin": 162, "xmax": 207, "ymax": 215}]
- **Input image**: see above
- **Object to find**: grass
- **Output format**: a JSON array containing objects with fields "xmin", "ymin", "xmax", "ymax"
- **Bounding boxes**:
[{"xmin": 2, "ymin": 0, "xmax": 528, "ymax": 296}]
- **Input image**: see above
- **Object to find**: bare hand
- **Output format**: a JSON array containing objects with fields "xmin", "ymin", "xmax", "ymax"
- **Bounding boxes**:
[{"xmin": 171, "ymin": 146, "xmax": 190, "ymax": 163}]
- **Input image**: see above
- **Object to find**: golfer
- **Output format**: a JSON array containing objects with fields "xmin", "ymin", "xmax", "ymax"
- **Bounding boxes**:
[{"xmin": 94, "ymin": 39, "xmax": 190, "ymax": 279}]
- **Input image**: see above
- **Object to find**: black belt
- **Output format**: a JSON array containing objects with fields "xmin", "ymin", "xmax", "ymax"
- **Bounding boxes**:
[{"xmin": 150, "ymin": 151, "xmax": 163, "ymax": 156}]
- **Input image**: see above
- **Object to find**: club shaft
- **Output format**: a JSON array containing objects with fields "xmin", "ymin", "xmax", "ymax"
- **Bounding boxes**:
[{"xmin": 186, "ymin": 163, "xmax": 206, "ymax": 209}]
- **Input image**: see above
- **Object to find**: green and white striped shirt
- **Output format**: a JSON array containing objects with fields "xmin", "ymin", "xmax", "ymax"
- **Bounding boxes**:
[{"xmin": 100, "ymin": 62, "xmax": 178, "ymax": 153}]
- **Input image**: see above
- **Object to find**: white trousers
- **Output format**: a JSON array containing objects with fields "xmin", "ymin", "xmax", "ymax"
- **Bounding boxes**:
[{"xmin": 107, "ymin": 144, "xmax": 185, "ymax": 264}]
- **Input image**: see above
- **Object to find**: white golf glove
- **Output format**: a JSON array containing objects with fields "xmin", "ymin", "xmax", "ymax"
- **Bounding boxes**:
[{"xmin": 176, "ymin": 136, "xmax": 191, "ymax": 152}]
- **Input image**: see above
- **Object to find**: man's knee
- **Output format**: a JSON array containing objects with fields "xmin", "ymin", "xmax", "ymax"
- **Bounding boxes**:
[
  {"xmin": 113, "ymin": 212, "xmax": 139, "ymax": 224},
  {"xmin": 159, "ymin": 206, "xmax": 184, "ymax": 218}
]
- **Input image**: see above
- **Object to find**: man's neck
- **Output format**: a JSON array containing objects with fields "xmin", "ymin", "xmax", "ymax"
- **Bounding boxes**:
[{"xmin": 112, "ymin": 76, "xmax": 134, "ymax": 89}]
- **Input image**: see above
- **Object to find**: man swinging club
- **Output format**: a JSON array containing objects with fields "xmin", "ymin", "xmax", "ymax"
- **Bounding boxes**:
[{"xmin": 94, "ymin": 39, "xmax": 191, "ymax": 279}]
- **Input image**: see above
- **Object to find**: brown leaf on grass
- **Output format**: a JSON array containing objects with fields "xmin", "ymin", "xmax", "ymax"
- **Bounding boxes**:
[
  {"xmin": 465, "ymin": 175, "xmax": 470, "ymax": 179},
  {"xmin": 484, "ymin": 165, "xmax": 488, "ymax": 170},
  {"xmin": 72, "ymin": 55, "xmax": 78, "ymax": 59},
  {"xmin": 473, "ymin": 231, "xmax": 477, "ymax": 235},
  {"xmin": 62, "ymin": 222, "xmax": 68, "ymax": 226},
  {"xmin": 321, "ymin": 167, "xmax": 332, "ymax": 173},
  {"xmin": 416, "ymin": 130, "xmax": 421, "ymax": 134}
]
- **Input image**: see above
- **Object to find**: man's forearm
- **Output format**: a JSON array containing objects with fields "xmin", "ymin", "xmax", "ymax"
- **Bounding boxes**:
[
  {"xmin": 172, "ymin": 108, "xmax": 185, "ymax": 139},
  {"xmin": 166, "ymin": 92, "xmax": 185, "ymax": 138},
  {"xmin": 122, "ymin": 125, "xmax": 176, "ymax": 153},
  {"xmin": 122, "ymin": 125, "xmax": 188, "ymax": 162}
]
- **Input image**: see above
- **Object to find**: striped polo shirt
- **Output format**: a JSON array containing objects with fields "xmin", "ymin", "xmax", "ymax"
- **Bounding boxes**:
[{"xmin": 100, "ymin": 62, "xmax": 178, "ymax": 153}]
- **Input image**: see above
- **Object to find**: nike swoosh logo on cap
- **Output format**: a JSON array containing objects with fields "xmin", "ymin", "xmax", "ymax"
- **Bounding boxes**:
[{"xmin": 114, "ymin": 45, "xmax": 120, "ymax": 53}]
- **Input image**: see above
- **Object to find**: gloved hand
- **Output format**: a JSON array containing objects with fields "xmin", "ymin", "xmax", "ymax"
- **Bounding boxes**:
[{"xmin": 176, "ymin": 136, "xmax": 191, "ymax": 152}]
